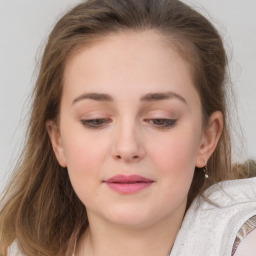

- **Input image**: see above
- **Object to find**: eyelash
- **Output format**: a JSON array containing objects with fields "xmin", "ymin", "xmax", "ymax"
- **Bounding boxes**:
[
  {"xmin": 80, "ymin": 118, "xmax": 112, "ymax": 129},
  {"xmin": 145, "ymin": 118, "xmax": 177, "ymax": 129},
  {"xmin": 80, "ymin": 118, "xmax": 177, "ymax": 129}
]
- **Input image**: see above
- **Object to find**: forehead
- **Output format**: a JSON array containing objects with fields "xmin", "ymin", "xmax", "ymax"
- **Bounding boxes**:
[{"xmin": 63, "ymin": 30, "xmax": 200, "ymax": 106}]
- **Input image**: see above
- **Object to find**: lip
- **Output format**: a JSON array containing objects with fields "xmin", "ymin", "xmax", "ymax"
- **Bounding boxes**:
[{"xmin": 104, "ymin": 175, "xmax": 154, "ymax": 194}]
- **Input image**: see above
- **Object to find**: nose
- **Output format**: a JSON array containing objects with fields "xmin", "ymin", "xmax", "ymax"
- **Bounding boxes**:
[{"xmin": 111, "ymin": 125, "xmax": 146, "ymax": 163}]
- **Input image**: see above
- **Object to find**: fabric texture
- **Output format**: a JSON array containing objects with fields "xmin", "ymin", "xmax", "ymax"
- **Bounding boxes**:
[{"xmin": 170, "ymin": 177, "xmax": 256, "ymax": 256}]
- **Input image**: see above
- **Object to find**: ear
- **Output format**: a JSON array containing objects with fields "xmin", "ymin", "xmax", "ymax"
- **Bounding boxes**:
[
  {"xmin": 196, "ymin": 111, "xmax": 223, "ymax": 168},
  {"xmin": 46, "ymin": 120, "xmax": 67, "ymax": 167}
]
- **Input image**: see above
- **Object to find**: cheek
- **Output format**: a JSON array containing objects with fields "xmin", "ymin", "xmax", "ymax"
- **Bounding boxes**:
[
  {"xmin": 147, "ymin": 129, "xmax": 200, "ymax": 179},
  {"xmin": 60, "ymin": 118, "xmax": 110, "ymax": 169},
  {"xmin": 60, "ymin": 129, "xmax": 110, "ymax": 201},
  {"xmin": 146, "ymin": 131, "xmax": 199, "ymax": 210}
]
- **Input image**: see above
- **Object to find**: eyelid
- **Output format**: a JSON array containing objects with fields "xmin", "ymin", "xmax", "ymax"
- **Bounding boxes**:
[
  {"xmin": 144, "ymin": 110, "xmax": 177, "ymax": 119},
  {"xmin": 80, "ymin": 118, "xmax": 112, "ymax": 129},
  {"xmin": 144, "ymin": 118, "xmax": 177, "ymax": 129},
  {"xmin": 80, "ymin": 111, "xmax": 110, "ymax": 119},
  {"xmin": 142, "ymin": 108, "xmax": 178, "ymax": 129}
]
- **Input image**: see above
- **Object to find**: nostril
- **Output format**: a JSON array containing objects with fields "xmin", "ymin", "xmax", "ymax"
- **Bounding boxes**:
[{"xmin": 115, "ymin": 154, "xmax": 140, "ymax": 160}]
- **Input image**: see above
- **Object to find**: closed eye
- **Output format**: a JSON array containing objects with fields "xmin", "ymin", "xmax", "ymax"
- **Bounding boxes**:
[
  {"xmin": 145, "ymin": 118, "xmax": 177, "ymax": 129},
  {"xmin": 80, "ymin": 118, "xmax": 112, "ymax": 129}
]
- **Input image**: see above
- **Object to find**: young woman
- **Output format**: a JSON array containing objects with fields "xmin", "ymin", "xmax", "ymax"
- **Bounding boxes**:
[{"xmin": 0, "ymin": 0, "xmax": 255, "ymax": 255}]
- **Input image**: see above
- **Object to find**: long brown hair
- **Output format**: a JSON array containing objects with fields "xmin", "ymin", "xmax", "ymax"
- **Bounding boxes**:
[{"xmin": 0, "ymin": 0, "xmax": 248, "ymax": 255}]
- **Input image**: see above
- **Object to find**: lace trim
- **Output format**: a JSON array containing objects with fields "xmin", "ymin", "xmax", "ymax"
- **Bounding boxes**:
[{"xmin": 232, "ymin": 215, "xmax": 256, "ymax": 255}]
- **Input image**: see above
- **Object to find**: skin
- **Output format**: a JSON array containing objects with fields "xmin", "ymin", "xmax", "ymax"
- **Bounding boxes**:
[{"xmin": 47, "ymin": 30, "xmax": 223, "ymax": 256}]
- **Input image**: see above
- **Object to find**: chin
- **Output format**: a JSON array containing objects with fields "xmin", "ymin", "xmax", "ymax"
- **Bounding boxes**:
[{"xmin": 102, "ymin": 205, "xmax": 161, "ymax": 228}]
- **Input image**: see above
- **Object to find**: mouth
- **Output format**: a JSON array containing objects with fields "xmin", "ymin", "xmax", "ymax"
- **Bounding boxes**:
[{"xmin": 104, "ymin": 175, "xmax": 154, "ymax": 194}]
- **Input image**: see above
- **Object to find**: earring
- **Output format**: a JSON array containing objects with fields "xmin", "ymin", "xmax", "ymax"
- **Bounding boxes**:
[{"xmin": 203, "ymin": 164, "xmax": 209, "ymax": 179}]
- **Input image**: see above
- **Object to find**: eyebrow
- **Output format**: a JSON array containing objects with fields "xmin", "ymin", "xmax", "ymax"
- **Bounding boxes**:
[
  {"xmin": 72, "ymin": 93, "xmax": 113, "ymax": 104},
  {"xmin": 72, "ymin": 91, "xmax": 187, "ymax": 105},
  {"xmin": 140, "ymin": 92, "xmax": 187, "ymax": 104}
]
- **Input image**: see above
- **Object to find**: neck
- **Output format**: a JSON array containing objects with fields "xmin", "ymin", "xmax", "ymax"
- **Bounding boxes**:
[{"xmin": 75, "ymin": 204, "xmax": 185, "ymax": 256}]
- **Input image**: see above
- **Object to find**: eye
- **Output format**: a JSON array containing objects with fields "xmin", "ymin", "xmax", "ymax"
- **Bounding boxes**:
[
  {"xmin": 145, "ymin": 118, "xmax": 177, "ymax": 129},
  {"xmin": 80, "ymin": 118, "xmax": 112, "ymax": 129}
]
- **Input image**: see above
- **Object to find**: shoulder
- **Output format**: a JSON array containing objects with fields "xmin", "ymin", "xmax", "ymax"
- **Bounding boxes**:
[
  {"xmin": 170, "ymin": 178, "xmax": 256, "ymax": 256},
  {"xmin": 203, "ymin": 176, "xmax": 256, "ymax": 203}
]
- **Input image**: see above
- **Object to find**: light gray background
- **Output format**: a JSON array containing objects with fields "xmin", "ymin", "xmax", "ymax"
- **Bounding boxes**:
[{"xmin": 1, "ymin": 0, "xmax": 256, "ymax": 193}]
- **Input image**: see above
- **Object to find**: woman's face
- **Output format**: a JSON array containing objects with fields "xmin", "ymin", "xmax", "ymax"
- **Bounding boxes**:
[{"xmin": 48, "ymin": 30, "xmax": 219, "ymax": 228}]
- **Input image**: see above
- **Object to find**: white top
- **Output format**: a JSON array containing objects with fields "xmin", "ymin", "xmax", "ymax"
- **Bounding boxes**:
[
  {"xmin": 8, "ymin": 178, "xmax": 256, "ymax": 256},
  {"xmin": 170, "ymin": 177, "xmax": 256, "ymax": 256}
]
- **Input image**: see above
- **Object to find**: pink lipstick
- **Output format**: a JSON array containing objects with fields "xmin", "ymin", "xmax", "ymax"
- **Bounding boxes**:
[{"xmin": 104, "ymin": 175, "xmax": 154, "ymax": 194}]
